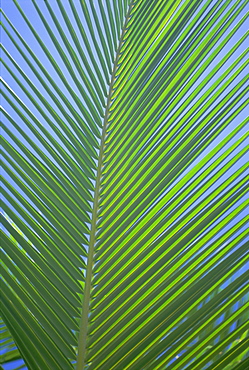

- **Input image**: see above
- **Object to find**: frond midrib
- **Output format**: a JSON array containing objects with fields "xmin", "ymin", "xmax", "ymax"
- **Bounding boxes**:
[{"xmin": 76, "ymin": 3, "xmax": 134, "ymax": 369}]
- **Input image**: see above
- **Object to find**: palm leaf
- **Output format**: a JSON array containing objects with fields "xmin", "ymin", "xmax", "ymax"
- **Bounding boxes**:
[
  {"xmin": 0, "ymin": 316, "xmax": 21, "ymax": 365},
  {"xmin": 1, "ymin": 1, "xmax": 248, "ymax": 369}
]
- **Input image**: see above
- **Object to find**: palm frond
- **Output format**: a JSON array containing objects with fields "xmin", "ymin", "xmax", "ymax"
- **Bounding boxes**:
[
  {"xmin": 1, "ymin": 0, "xmax": 248, "ymax": 369},
  {"xmin": 0, "ymin": 316, "xmax": 21, "ymax": 365}
]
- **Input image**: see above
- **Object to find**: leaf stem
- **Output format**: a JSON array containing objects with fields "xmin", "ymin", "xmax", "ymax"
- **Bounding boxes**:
[{"xmin": 76, "ymin": 3, "xmax": 134, "ymax": 369}]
